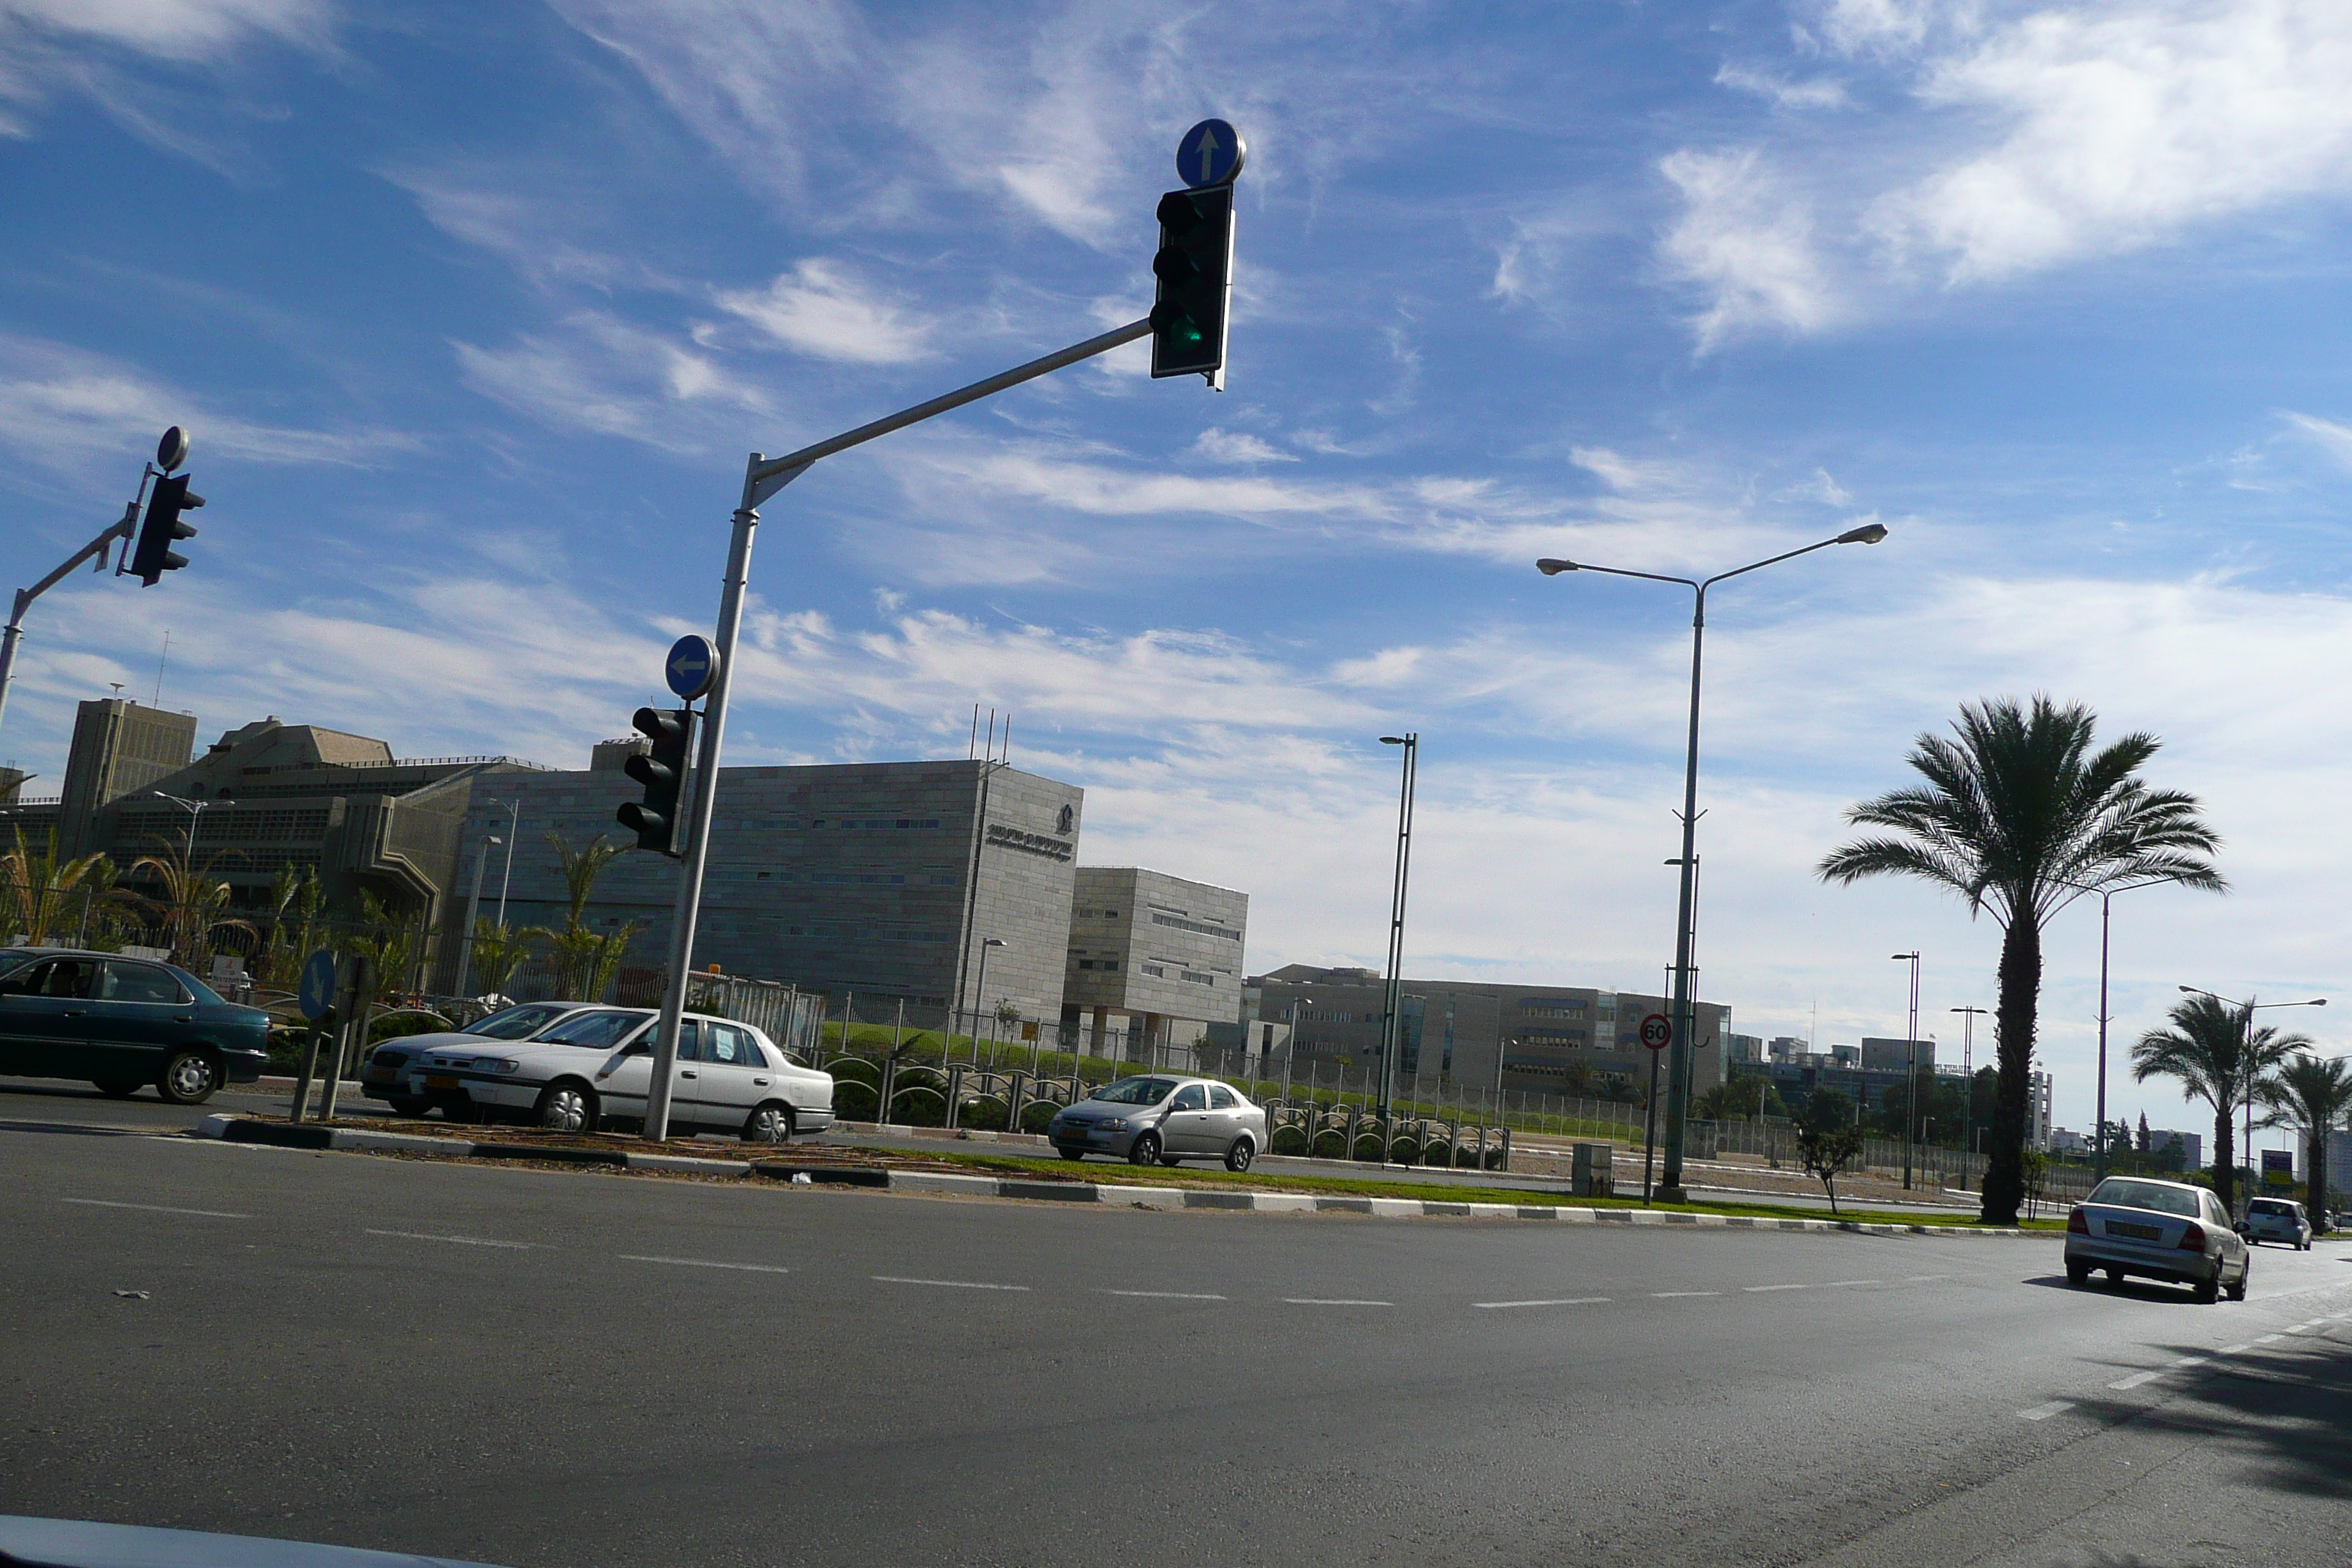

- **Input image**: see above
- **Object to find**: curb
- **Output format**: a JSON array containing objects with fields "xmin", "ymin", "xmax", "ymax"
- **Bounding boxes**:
[{"xmin": 193, "ymin": 1117, "xmax": 2031, "ymax": 1235}]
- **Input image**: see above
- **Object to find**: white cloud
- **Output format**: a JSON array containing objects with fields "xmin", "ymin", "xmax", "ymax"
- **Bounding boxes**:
[
  {"xmin": 1658, "ymin": 147, "xmax": 1841, "ymax": 349},
  {"xmin": 1714, "ymin": 63, "xmax": 1852, "ymax": 111},
  {"xmin": 2283, "ymin": 411, "xmax": 2352, "ymax": 472},
  {"xmin": 715, "ymin": 259, "xmax": 935, "ymax": 364},
  {"xmin": 1870, "ymin": 1, "xmax": 2352, "ymax": 282},
  {"xmin": 1190, "ymin": 427, "xmax": 1295, "ymax": 465},
  {"xmin": 0, "ymin": 334, "xmax": 416, "ymax": 472},
  {"xmin": 453, "ymin": 312, "xmax": 774, "ymax": 451},
  {"xmin": 0, "ymin": 0, "xmax": 328, "ymax": 61}
]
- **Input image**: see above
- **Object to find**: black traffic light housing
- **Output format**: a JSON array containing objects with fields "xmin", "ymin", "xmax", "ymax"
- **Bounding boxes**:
[
  {"xmin": 1150, "ymin": 185, "xmax": 1234, "ymax": 385},
  {"xmin": 616, "ymin": 706, "xmax": 696, "ymax": 856},
  {"xmin": 130, "ymin": 472, "xmax": 203, "ymax": 586}
]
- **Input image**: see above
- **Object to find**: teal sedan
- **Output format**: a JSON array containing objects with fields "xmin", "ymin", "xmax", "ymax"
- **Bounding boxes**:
[{"xmin": 0, "ymin": 946, "xmax": 271, "ymax": 1104}]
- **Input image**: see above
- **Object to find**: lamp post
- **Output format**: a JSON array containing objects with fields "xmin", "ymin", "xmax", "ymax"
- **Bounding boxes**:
[
  {"xmin": 485, "ymin": 796, "xmax": 521, "ymax": 927},
  {"xmin": 453, "ymin": 834, "xmax": 503, "ymax": 998},
  {"xmin": 1375, "ymin": 734, "xmax": 1418, "ymax": 1169},
  {"xmin": 973, "ymin": 937, "xmax": 1006, "ymax": 1066},
  {"xmin": 1536, "ymin": 522, "xmax": 1888, "ymax": 1200},
  {"xmin": 2177, "ymin": 985, "xmax": 2326, "ymax": 1214},
  {"xmin": 1892, "ymin": 951, "xmax": 1921, "ymax": 1189},
  {"xmin": 1951, "ymin": 1006, "xmax": 1985, "ymax": 1191}
]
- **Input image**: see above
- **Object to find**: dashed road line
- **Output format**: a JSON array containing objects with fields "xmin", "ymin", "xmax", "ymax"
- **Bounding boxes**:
[
  {"xmin": 872, "ymin": 1275, "xmax": 1029, "ymax": 1292},
  {"xmin": 2219, "ymin": 1343, "xmax": 2253, "ymax": 1354},
  {"xmin": 2171, "ymin": 1356, "xmax": 2209, "ymax": 1369},
  {"xmin": 2254, "ymin": 1333, "xmax": 2284, "ymax": 1343},
  {"xmin": 1743, "ymin": 1284, "xmax": 1808, "ymax": 1293},
  {"xmin": 1102, "ymin": 1290, "xmax": 1226, "ymax": 1300},
  {"xmin": 1284, "ymin": 1297, "xmax": 1393, "ymax": 1307},
  {"xmin": 1653, "ymin": 1291, "xmax": 1721, "ymax": 1298},
  {"xmin": 2018, "ymin": 1401, "xmax": 2074, "ymax": 1421},
  {"xmin": 1827, "ymin": 1279, "xmax": 1886, "ymax": 1288},
  {"xmin": 2106, "ymin": 1370, "xmax": 2163, "ymax": 1390},
  {"xmin": 1474, "ymin": 1297, "xmax": 1609, "ymax": 1310},
  {"xmin": 619, "ymin": 1255, "xmax": 790, "ymax": 1274},
  {"xmin": 1903, "ymin": 1275, "xmax": 1949, "ymax": 1284},
  {"xmin": 365, "ymin": 1229, "xmax": 540, "ymax": 1249},
  {"xmin": 63, "ymin": 1198, "xmax": 248, "ymax": 1219}
]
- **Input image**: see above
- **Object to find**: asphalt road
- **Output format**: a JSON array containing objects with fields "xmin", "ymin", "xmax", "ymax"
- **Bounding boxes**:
[
  {"xmin": 6, "ymin": 1112, "xmax": 2351, "ymax": 1567},
  {"xmin": 0, "ymin": 1078, "xmax": 1978, "ymax": 1218}
]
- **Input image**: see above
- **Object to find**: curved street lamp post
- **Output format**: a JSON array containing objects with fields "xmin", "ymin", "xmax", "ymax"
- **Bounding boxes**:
[{"xmin": 1535, "ymin": 522, "xmax": 1888, "ymax": 1200}]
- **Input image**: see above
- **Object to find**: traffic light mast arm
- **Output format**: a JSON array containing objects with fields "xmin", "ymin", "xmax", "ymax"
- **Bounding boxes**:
[
  {"xmin": 0, "ymin": 504, "xmax": 138, "ymax": 749},
  {"xmin": 746, "ymin": 317, "xmax": 1150, "ymax": 505}
]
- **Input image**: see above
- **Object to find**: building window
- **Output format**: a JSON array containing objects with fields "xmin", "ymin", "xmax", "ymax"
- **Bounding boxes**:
[
  {"xmin": 1141, "ymin": 963, "xmax": 1164, "ymax": 978},
  {"xmin": 1150, "ymin": 911, "xmax": 1241, "ymax": 941},
  {"xmin": 1180, "ymin": 970, "xmax": 1215, "ymax": 986}
]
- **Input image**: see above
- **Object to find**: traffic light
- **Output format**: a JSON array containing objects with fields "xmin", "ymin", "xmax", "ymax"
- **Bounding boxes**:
[
  {"xmin": 1150, "ymin": 184, "xmax": 1234, "ymax": 384},
  {"xmin": 129, "ymin": 472, "xmax": 203, "ymax": 587},
  {"xmin": 616, "ymin": 706, "xmax": 695, "ymax": 856}
]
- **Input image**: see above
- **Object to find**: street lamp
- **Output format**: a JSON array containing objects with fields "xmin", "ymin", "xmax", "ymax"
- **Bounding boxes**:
[
  {"xmin": 148, "ymin": 789, "xmax": 210, "ymax": 856},
  {"xmin": 1375, "ymin": 733, "xmax": 1418, "ymax": 1169},
  {"xmin": 972, "ymin": 936, "xmax": 1006, "ymax": 1066},
  {"xmin": 2178, "ymin": 985, "xmax": 2325, "ymax": 1212},
  {"xmin": 1892, "ymin": 951, "xmax": 1921, "ymax": 1190},
  {"xmin": 1951, "ymin": 1006, "xmax": 1986, "ymax": 1191},
  {"xmin": 1535, "ymin": 521, "xmax": 1888, "ymax": 1201},
  {"xmin": 484, "ymin": 796, "xmax": 521, "ymax": 927},
  {"xmin": 453, "ymin": 834, "xmax": 503, "ymax": 999},
  {"xmin": 2060, "ymin": 877, "xmax": 2181, "ymax": 1182}
]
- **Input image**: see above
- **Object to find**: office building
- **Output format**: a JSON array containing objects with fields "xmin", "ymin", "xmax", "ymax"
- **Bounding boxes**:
[
  {"xmin": 1861, "ymin": 1036, "xmax": 1934, "ymax": 1073},
  {"xmin": 1062, "ymin": 867, "xmax": 1247, "ymax": 1057},
  {"xmin": 58, "ymin": 698, "xmax": 198, "ymax": 853}
]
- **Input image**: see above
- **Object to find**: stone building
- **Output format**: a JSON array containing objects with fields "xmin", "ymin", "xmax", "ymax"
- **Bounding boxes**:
[{"xmin": 1060, "ymin": 867, "xmax": 1248, "ymax": 1058}]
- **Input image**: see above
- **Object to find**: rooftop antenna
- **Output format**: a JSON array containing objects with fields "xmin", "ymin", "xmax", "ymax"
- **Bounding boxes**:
[
  {"xmin": 1001, "ymin": 714, "xmax": 1011, "ymax": 766},
  {"xmin": 985, "ymin": 707, "xmax": 996, "ymax": 764},
  {"xmin": 109, "ymin": 682, "xmax": 124, "ymax": 699},
  {"xmin": 968, "ymin": 704, "xmax": 979, "ymax": 761},
  {"xmin": 153, "ymin": 629, "xmax": 170, "ymax": 707}
]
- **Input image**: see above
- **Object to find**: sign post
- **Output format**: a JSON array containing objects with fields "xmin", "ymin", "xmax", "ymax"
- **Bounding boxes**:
[
  {"xmin": 1640, "ymin": 1012, "xmax": 1672, "ymax": 1205},
  {"xmin": 288, "ymin": 949, "xmax": 338, "ymax": 1123},
  {"xmin": 315, "ymin": 952, "xmax": 374, "ymax": 1123}
]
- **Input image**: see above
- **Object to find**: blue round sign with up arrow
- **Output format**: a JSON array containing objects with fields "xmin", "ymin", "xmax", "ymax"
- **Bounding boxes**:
[
  {"xmin": 1177, "ymin": 118, "xmax": 1245, "ymax": 190},
  {"xmin": 666, "ymin": 635, "xmax": 719, "ymax": 701}
]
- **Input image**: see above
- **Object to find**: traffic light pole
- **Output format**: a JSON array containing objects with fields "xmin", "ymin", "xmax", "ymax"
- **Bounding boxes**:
[
  {"xmin": 0, "ymin": 506, "xmax": 137, "ymax": 750},
  {"xmin": 640, "ymin": 316, "xmax": 1151, "ymax": 1140}
]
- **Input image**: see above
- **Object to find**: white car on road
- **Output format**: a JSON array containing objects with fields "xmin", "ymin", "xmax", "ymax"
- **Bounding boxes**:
[{"xmin": 406, "ymin": 1006, "xmax": 832, "ymax": 1142}]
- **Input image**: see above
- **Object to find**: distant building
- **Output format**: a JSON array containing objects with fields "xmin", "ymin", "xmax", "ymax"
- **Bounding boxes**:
[
  {"xmin": 59, "ymin": 698, "xmax": 197, "ymax": 853},
  {"xmin": 1727, "ymin": 1033, "xmax": 1765, "ymax": 1065},
  {"xmin": 1062, "ymin": 867, "xmax": 1248, "ymax": 1058},
  {"xmin": 2147, "ymin": 1128, "xmax": 2203, "ymax": 1169},
  {"xmin": 1861, "ymin": 1036, "xmax": 1934, "ymax": 1073},
  {"xmin": 2326, "ymin": 1129, "xmax": 2352, "ymax": 1201}
]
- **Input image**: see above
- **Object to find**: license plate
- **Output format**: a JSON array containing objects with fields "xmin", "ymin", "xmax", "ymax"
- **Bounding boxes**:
[
  {"xmin": 2106, "ymin": 1220, "xmax": 2161, "ymax": 1240},
  {"xmin": 426, "ymin": 1074, "xmax": 459, "ymax": 1090}
]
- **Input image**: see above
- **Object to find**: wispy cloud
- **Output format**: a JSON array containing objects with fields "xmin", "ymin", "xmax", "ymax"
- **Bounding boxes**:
[
  {"xmin": 453, "ymin": 313, "xmax": 775, "ymax": 452},
  {"xmin": 1190, "ymin": 427, "xmax": 1295, "ymax": 464},
  {"xmin": 715, "ymin": 259, "xmax": 935, "ymax": 364},
  {"xmin": 1658, "ymin": 147, "xmax": 1840, "ymax": 349}
]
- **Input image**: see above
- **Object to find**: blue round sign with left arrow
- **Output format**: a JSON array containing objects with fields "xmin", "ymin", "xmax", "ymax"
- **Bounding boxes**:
[
  {"xmin": 666, "ymin": 635, "xmax": 719, "ymax": 701},
  {"xmin": 1176, "ymin": 118, "xmax": 1245, "ymax": 190}
]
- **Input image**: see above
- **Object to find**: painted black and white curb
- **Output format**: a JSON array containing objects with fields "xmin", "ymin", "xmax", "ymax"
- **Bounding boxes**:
[{"xmin": 195, "ymin": 1116, "xmax": 2029, "ymax": 1236}]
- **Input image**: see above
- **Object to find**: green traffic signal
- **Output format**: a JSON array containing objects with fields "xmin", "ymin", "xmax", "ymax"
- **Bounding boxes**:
[{"xmin": 1150, "ymin": 186, "xmax": 1232, "ymax": 382}]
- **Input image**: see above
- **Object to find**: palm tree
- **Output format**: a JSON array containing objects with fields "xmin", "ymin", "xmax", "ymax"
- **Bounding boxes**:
[
  {"xmin": 2131, "ymin": 994, "xmax": 2306, "ymax": 1213},
  {"xmin": 2256, "ymin": 1053, "xmax": 2352, "ymax": 1223},
  {"xmin": 128, "ymin": 836, "xmax": 255, "ymax": 969},
  {"xmin": 542, "ymin": 830, "xmax": 641, "ymax": 1000},
  {"xmin": 1820, "ymin": 696, "xmax": 2223, "ymax": 1224},
  {"xmin": 463, "ymin": 917, "xmax": 544, "ymax": 1000},
  {"xmin": 0, "ymin": 826, "xmax": 110, "ymax": 946}
]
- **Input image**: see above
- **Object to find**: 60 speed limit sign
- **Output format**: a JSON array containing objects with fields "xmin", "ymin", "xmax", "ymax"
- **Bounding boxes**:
[{"xmin": 1638, "ymin": 1013, "xmax": 1673, "ymax": 1050}]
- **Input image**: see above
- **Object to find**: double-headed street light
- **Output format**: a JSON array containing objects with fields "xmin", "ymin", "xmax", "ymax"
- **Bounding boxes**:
[
  {"xmin": 1535, "ymin": 521, "xmax": 1889, "ymax": 1202},
  {"xmin": 1950, "ymin": 1005, "xmax": 1986, "ymax": 1189},
  {"xmin": 2177, "ymin": 985, "xmax": 2325, "ymax": 1210}
]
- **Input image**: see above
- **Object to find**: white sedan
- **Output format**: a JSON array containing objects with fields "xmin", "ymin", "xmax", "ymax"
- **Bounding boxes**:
[{"xmin": 406, "ymin": 1006, "xmax": 833, "ymax": 1142}]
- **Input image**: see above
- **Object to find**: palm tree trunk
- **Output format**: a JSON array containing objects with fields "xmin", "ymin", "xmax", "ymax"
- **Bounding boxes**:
[
  {"xmin": 1981, "ymin": 913, "xmax": 2042, "ymax": 1224},
  {"xmin": 2309, "ymin": 1127, "xmax": 2327, "ymax": 1222},
  {"xmin": 2212, "ymin": 1106, "xmax": 2234, "ymax": 1213}
]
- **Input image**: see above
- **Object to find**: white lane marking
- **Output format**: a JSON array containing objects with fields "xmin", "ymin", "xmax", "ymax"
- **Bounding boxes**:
[
  {"xmin": 619, "ymin": 1255, "xmax": 790, "ymax": 1274},
  {"xmin": 2107, "ymin": 1370, "xmax": 2163, "ymax": 1390},
  {"xmin": 2219, "ymin": 1343, "xmax": 2253, "ymax": 1354},
  {"xmin": 872, "ymin": 1275, "xmax": 1029, "ymax": 1292},
  {"xmin": 1284, "ymin": 1297, "xmax": 1393, "ymax": 1307},
  {"xmin": 2018, "ymin": 1401, "xmax": 2074, "ymax": 1421},
  {"xmin": 365, "ymin": 1229, "xmax": 539, "ymax": 1249},
  {"xmin": 63, "ymin": 1198, "xmax": 248, "ymax": 1219},
  {"xmin": 1904, "ymin": 1275, "xmax": 1950, "ymax": 1283},
  {"xmin": 1102, "ymin": 1290, "xmax": 1227, "ymax": 1300},
  {"xmin": 2254, "ymin": 1333, "xmax": 2284, "ymax": 1343},
  {"xmin": 1474, "ymin": 1297, "xmax": 1610, "ymax": 1310},
  {"xmin": 2171, "ymin": 1356, "xmax": 2209, "ymax": 1369},
  {"xmin": 1652, "ymin": 1291, "xmax": 1721, "ymax": 1298},
  {"xmin": 1826, "ymin": 1279, "xmax": 1886, "ymax": 1288},
  {"xmin": 1744, "ymin": 1284, "xmax": 1808, "ymax": 1293}
]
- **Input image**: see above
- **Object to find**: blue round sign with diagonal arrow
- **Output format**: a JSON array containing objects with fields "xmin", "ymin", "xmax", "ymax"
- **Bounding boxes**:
[
  {"xmin": 298, "ymin": 949, "xmax": 338, "ymax": 1022},
  {"xmin": 665, "ymin": 634, "xmax": 719, "ymax": 701},
  {"xmin": 1177, "ymin": 118, "xmax": 1245, "ymax": 190}
]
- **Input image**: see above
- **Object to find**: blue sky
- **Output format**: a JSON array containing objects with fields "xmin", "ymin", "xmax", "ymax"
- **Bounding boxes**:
[{"xmin": 7, "ymin": 0, "xmax": 2352, "ymax": 1149}]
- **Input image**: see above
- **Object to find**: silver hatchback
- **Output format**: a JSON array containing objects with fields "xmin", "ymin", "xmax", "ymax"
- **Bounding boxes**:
[{"xmin": 1047, "ymin": 1075, "xmax": 1268, "ymax": 1172}]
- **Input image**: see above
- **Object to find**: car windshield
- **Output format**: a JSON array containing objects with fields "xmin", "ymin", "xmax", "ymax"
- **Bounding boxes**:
[
  {"xmin": 470, "ymin": 1003, "xmax": 578, "ymax": 1041},
  {"xmin": 2088, "ymin": 1178, "xmax": 2200, "ymax": 1217},
  {"xmin": 1092, "ymin": 1076, "xmax": 1179, "ymax": 1106},
  {"xmin": 534, "ymin": 1009, "xmax": 650, "ymax": 1048},
  {"xmin": 2248, "ymin": 1201, "xmax": 2291, "ymax": 1216}
]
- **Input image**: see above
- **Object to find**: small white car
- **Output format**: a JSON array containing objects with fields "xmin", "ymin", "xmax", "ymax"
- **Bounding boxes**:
[
  {"xmin": 2239, "ymin": 1196, "xmax": 2313, "ymax": 1250},
  {"xmin": 2065, "ymin": 1175, "xmax": 2250, "ymax": 1303},
  {"xmin": 407, "ymin": 1006, "xmax": 832, "ymax": 1142}
]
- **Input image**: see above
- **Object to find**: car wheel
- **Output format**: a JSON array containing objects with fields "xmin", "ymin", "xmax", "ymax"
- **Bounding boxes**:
[
  {"xmin": 1058, "ymin": 1147, "xmax": 1085, "ymax": 1161},
  {"xmin": 2103, "ymin": 1267, "xmax": 2122, "ymax": 1286},
  {"xmin": 155, "ymin": 1049, "xmax": 220, "ymax": 1106},
  {"xmin": 92, "ymin": 1078, "xmax": 143, "ymax": 1100},
  {"xmin": 1224, "ymin": 1138, "xmax": 1255, "ymax": 1173},
  {"xmin": 1127, "ymin": 1131, "xmax": 1161, "ymax": 1166},
  {"xmin": 534, "ymin": 1082, "xmax": 595, "ymax": 1135},
  {"xmin": 2193, "ymin": 1273, "xmax": 2220, "ymax": 1304},
  {"xmin": 742, "ymin": 1103, "xmax": 794, "ymax": 1145},
  {"xmin": 2065, "ymin": 1259, "xmax": 2089, "ymax": 1287},
  {"xmin": 386, "ymin": 1096, "xmax": 431, "ymax": 1116},
  {"xmin": 2227, "ymin": 1262, "xmax": 2250, "ymax": 1301}
]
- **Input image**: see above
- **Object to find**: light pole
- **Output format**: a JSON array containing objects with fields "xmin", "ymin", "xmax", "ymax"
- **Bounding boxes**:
[
  {"xmin": 453, "ymin": 833, "xmax": 503, "ymax": 998},
  {"xmin": 973, "ymin": 937, "xmax": 1006, "ymax": 1066},
  {"xmin": 1536, "ymin": 522, "xmax": 1889, "ymax": 1200},
  {"xmin": 1893, "ymin": 951, "xmax": 1921, "ymax": 1189},
  {"xmin": 1951, "ymin": 1006, "xmax": 1985, "ymax": 1191},
  {"xmin": 1376, "ymin": 733, "xmax": 1418, "ymax": 1168},
  {"xmin": 486, "ymin": 796, "xmax": 521, "ymax": 927},
  {"xmin": 2178, "ymin": 985, "xmax": 2326, "ymax": 1214}
]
